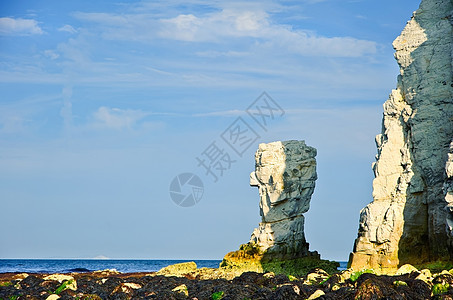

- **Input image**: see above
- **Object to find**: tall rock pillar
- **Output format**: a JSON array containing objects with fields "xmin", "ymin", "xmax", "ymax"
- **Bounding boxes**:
[
  {"xmin": 248, "ymin": 140, "xmax": 317, "ymax": 258},
  {"xmin": 349, "ymin": 0, "xmax": 453, "ymax": 272},
  {"xmin": 221, "ymin": 140, "xmax": 338, "ymax": 276}
]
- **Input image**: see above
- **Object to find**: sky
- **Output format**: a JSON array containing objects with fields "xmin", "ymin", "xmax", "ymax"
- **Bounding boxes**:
[{"xmin": 0, "ymin": 0, "xmax": 421, "ymax": 261}]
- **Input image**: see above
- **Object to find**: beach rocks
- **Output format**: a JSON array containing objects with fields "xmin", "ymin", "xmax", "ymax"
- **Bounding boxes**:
[
  {"xmin": 307, "ymin": 289, "xmax": 325, "ymax": 300},
  {"xmin": 304, "ymin": 268, "xmax": 330, "ymax": 285},
  {"xmin": 353, "ymin": 273, "xmax": 431, "ymax": 300},
  {"xmin": 156, "ymin": 261, "xmax": 198, "ymax": 276},
  {"xmin": 171, "ymin": 283, "xmax": 189, "ymax": 297},
  {"xmin": 350, "ymin": 0, "xmax": 453, "ymax": 273},
  {"xmin": 2, "ymin": 266, "xmax": 453, "ymax": 299},
  {"xmin": 92, "ymin": 269, "xmax": 120, "ymax": 276},
  {"xmin": 43, "ymin": 274, "xmax": 74, "ymax": 283},
  {"xmin": 396, "ymin": 264, "xmax": 419, "ymax": 276}
]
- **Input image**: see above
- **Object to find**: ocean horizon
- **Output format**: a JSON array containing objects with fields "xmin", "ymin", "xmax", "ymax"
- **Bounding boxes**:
[{"xmin": 0, "ymin": 259, "xmax": 348, "ymax": 274}]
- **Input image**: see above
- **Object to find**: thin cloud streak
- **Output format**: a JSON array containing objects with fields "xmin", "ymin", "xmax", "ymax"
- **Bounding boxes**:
[
  {"xmin": 0, "ymin": 17, "xmax": 43, "ymax": 35},
  {"xmin": 58, "ymin": 24, "xmax": 77, "ymax": 34}
]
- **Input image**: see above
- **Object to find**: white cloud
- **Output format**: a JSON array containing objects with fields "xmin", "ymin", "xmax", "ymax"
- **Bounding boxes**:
[
  {"xmin": 0, "ymin": 17, "xmax": 43, "ymax": 36},
  {"xmin": 72, "ymin": 12, "xmax": 160, "ymax": 42},
  {"xmin": 195, "ymin": 50, "xmax": 249, "ymax": 57},
  {"xmin": 0, "ymin": 1, "xmax": 384, "ymax": 91},
  {"xmin": 74, "ymin": 7, "xmax": 376, "ymax": 57},
  {"xmin": 163, "ymin": 9, "xmax": 376, "ymax": 56},
  {"xmin": 92, "ymin": 107, "xmax": 149, "ymax": 130},
  {"xmin": 160, "ymin": 14, "xmax": 202, "ymax": 41},
  {"xmin": 58, "ymin": 24, "xmax": 77, "ymax": 34},
  {"xmin": 235, "ymin": 11, "xmax": 267, "ymax": 31},
  {"xmin": 192, "ymin": 109, "xmax": 246, "ymax": 117},
  {"xmin": 270, "ymin": 31, "xmax": 377, "ymax": 57},
  {"xmin": 44, "ymin": 50, "xmax": 59, "ymax": 60},
  {"xmin": 159, "ymin": 10, "xmax": 269, "ymax": 41}
]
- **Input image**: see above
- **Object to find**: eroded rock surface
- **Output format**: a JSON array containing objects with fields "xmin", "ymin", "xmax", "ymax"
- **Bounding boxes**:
[
  {"xmin": 249, "ymin": 140, "xmax": 317, "ymax": 257},
  {"xmin": 220, "ymin": 140, "xmax": 339, "ymax": 275},
  {"xmin": 350, "ymin": 0, "xmax": 453, "ymax": 272}
]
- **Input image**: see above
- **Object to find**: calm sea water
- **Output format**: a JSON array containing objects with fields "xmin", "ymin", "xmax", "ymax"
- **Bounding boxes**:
[
  {"xmin": 0, "ymin": 259, "xmax": 222, "ymax": 274},
  {"xmin": 0, "ymin": 259, "xmax": 348, "ymax": 273},
  {"xmin": 338, "ymin": 261, "xmax": 348, "ymax": 271}
]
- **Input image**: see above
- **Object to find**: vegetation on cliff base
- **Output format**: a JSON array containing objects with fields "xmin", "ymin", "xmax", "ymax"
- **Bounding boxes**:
[
  {"xmin": 220, "ymin": 243, "xmax": 339, "ymax": 277},
  {"xmin": 415, "ymin": 261, "xmax": 453, "ymax": 274}
]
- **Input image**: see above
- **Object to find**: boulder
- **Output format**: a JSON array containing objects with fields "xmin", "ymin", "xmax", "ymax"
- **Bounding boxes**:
[
  {"xmin": 307, "ymin": 289, "xmax": 325, "ymax": 300},
  {"xmin": 43, "ymin": 274, "xmax": 74, "ymax": 283},
  {"xmin": 395, "ymin": 264, "xmax": 418, "ymax": 275},
  {"xmin": 157, "ymin": 261, "xmax": 198, "ymax": 276},
  {"xmin": 172, "ymin": 284, "xmax": 189, "ymax": 297}
]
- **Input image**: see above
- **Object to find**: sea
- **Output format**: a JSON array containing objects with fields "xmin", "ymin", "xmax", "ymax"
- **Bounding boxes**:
[{"xmin": 0, "ymin": 259, "xmax": 348, "ymax": 274}]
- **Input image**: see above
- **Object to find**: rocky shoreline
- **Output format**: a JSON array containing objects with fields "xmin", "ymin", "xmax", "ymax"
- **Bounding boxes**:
[{"xmin": 1, "ymin": 262, "xmax": 453, "ymax": 299}]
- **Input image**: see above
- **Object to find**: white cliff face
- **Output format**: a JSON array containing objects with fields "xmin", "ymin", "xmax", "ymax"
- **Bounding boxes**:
[
  {"xmin": 350, "ymin": 0, "xmax": 453, "ymax": 272},
  {"xmin": 249, "ymin": 140, "xmax": 317, "ymax": 257},
  {"xmin": 444, "ymin": 140, "xmax": 453, "ymax": 252}
]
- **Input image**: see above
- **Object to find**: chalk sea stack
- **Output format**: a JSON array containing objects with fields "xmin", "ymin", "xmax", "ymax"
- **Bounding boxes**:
[
  {"xmin": 249, "ymin": 140, "xmax": 316, "ymax": 258},
  {"xmin": 349, "ymin": 0, "xmax": 453, "ymax": 273},
  {"xmin": 221, "ymin": 140, "xmax": 338, "ymax": 276}
]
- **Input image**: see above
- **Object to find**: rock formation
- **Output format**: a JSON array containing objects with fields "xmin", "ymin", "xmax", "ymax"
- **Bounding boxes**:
[
  {"xmin": 248, "ymin": 140, "xmax": 317, "ymax": 258},
  {"xmin": 349, "ymin": 0, "xmax": 453, "ymax": 272},
  {"xmin": 221, "ymin": 140, "xmax": 338, "ymax": 276},
  {"xmin": 444, "ymin": 140, "xmax": 453, "ymax": 253}
]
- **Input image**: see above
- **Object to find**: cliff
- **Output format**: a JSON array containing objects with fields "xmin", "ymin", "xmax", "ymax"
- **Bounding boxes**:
[{"xmin": 349, "ymin": 0, "xmax": 453, "ymax": 272}]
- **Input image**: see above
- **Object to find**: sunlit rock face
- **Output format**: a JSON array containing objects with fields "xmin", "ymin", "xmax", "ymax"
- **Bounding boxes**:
[
  {"xmin": 249, "ymin": 140, "xmax": 317, "ymax": 258},
  {"xmin": 349, "ymin": 0, "xmax": 453, "ymax": 273},
  {"xmin": 444, "ymin": 140, "xmax": 453, "ymax": 253},
  {"xmin": 220, "ymin": 140, "xmax": 339, "ymax": 275}
]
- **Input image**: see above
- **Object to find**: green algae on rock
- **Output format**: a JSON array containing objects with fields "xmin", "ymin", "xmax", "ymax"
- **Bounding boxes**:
[
  {"xmin": 220, "ymin": 243, "xmax": 338, "ymax": 277},
  {"xmin": 156, "ymin": 261, "xmax": 198, "ymax": 276},
  {"xmin": 2, "ymin": 267, "xmax": 447, "ymax": 299}
]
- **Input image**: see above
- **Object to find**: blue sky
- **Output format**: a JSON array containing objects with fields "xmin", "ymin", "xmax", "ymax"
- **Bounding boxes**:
[{"xmin": 0, "ymin": 0, "xmax": 420, "ymax": 261}]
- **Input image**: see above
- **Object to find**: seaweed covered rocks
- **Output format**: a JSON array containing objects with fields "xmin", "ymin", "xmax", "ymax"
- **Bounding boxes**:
[{"xmin": 2, "ymin": 264, "xmax": 453, "ymax": 299}]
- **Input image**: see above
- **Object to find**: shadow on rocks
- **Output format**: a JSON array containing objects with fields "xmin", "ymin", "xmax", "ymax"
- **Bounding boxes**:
[{"xmin": 354, "ymin": 273, "xmax": 431, "ymax": 300}]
